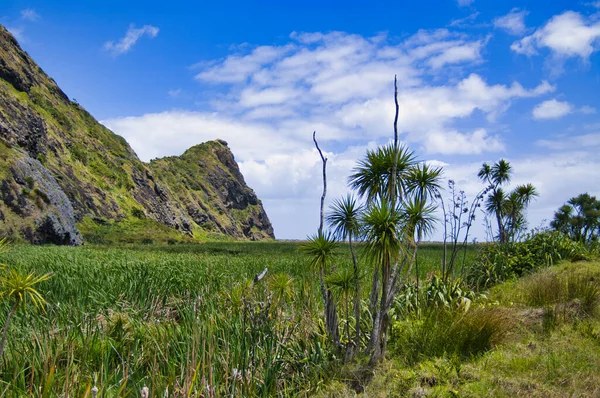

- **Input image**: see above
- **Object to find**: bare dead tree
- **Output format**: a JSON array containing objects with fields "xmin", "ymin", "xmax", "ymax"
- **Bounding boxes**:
[
  {"xmin": 390, "ymin": 75, "xmax": 399, "ymax": 207},
  {"xmin": 393, "ymin": 75, "xmax": 399, "ymax": 147},
  {"xmin": 314, "ymin": 131, "xmax": 327, "ymax": 234}
]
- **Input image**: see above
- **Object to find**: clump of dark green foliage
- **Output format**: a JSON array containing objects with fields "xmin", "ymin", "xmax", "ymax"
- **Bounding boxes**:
[{"xmin": 467, "ymin": 230, "xmax": 594, "ymax": 289}]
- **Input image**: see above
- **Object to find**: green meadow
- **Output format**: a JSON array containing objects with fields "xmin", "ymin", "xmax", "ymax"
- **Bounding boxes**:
[
  {"xmin": 0, "ymin": 241, "xmax": 473, "ymax": 396},
  {"xmin": 1, "ymin": 241, "xmax": 598, "ymax": 397}
]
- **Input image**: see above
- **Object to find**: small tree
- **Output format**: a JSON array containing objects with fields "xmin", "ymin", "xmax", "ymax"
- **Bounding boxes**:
[
  {"xmin": 306, "ymin": 77, "xmax": 441, "ymax": 365},
  {"xmin": 326, "ymin": 194, "xmax": 362, "ymax": 356},
  {"xmin": 551, "ymin": 193, "xmax": 600, "ymax": 242},
  {"xmin": 478, "ymin": 160, "xmax": 538, "ymax": 243}
]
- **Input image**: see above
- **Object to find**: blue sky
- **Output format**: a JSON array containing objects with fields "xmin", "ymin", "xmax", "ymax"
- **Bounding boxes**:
[{"xmin": 2, "ymin": 0, "xmax": 600, "ymax": 240}]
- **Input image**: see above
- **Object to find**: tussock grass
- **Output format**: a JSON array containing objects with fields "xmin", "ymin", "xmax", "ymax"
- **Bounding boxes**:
[
  {"xmin": 522, "ymin": 269, "xmax": 600, "ymax": 314},
  {"xmin": 392, "ymin": 307, "xmax": 512, "ymax": 364}
]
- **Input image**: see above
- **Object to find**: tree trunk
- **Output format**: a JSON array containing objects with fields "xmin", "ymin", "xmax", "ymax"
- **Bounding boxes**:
[
  {"xmin": 326, "ymin": 290, "xmax": 341, "ymax": 350},
  {"xmin": 369, "ymin": 256, "xmax": 391, "ymax": 365},
  {"xmin": 349, "ymin": 236, "xmax": 361, "ymax": 349},
  {"xmin": 313, "ymin": 131, "xmax": 327, "ymax": 235},
  {"xmin": 0, "ymin": 299, "xmax": 19, "ymax": 362},
  {"xmin": 496, "ymin": 211, "xmax": 506, "ymax": 243},
  {"xmin": 319, "ymin": 268, "xmax": 341, "ymax": 350},
  {"xmin": 369, "ymin": 264, "xmax": 380, "ymax": 322}
]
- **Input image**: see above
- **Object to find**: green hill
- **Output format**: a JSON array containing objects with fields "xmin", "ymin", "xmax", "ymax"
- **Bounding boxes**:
[{"xmin": 0, "ymin": 25, "xmax": 273, "ymax": 244}]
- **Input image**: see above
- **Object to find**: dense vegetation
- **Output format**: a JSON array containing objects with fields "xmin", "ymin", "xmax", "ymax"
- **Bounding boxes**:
[
  {"xmin": 0, "ymin": 235, "xmax": 598, "ymax": 396},
  {"xmin": 2, "ymin": 29, "xmax": 599, "ymax": 395},
  {"xmin": 551, "ymin": 193, "xmax": 600, "ymax": 243}
]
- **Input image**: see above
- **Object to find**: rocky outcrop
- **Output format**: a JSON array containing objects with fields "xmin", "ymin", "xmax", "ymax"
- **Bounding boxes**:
[
  {"xmin": 0, "ymin": 24, "xmax": 274, "ymax": 244},
  {"xmin": 150, "ymin": 140, "xmax": 274, "ymax": 240},
  {"xmin": 1, "ymin": 155, "xmax": 82, "ymax": 245}
]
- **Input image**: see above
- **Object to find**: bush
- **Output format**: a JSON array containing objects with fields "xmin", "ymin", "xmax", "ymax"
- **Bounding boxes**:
[
  {"xmin": 466, "ymin": 231, "xmax": 592, "ymax": 289},
  {"xmin": 393, "ymin": 275, "xmax": 479, "ymax": 319},
  {"xmin": 131, "ymin": 208, "xmax": 145, "ymax": 219}
]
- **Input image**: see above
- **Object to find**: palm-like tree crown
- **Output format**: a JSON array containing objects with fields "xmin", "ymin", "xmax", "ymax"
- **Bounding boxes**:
[
  {"xmin": 403, "ymin": 197, "xmax": 438, "ymax": 242},
  {"xmin": 299, "ymin": 232, "xmax": 338, "ymax": 271},
  {"xmin": 361, "ymin": 200, "xmax": 403, "ymax": 266},
  {"xmin": 478, "ymin": 159, "xmax": 512, "ymax": 187},
  {"xmin": 0, "ymin": 269, "xmax": 52, "ymax": 308},
  {"xmin": 406, "ymin": 163, "xmax": 443, "ymax": 203},
  {"xmin": 326, "ymin": 194, "xmax": 362, "ymax": 241},
  {"xmin": 348, "ymin": 143, "xmax": 417, "ymax": 203}
]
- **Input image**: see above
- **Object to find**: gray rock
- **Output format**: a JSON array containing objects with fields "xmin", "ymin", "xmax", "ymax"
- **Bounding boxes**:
[{"xmin": 11, "ymin": 156, "xmax": 83, "ymax": 245}]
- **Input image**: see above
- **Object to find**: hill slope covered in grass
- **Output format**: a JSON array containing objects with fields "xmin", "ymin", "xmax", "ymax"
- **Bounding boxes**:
[{"xmin": 0, "ymin": 24, "xmax": 273, "ymax": 244}]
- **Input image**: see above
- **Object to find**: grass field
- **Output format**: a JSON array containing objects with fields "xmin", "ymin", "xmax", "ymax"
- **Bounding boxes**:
[{"xmin": 0, "ymin": 241, "xmax": 476, "ymax": 396}]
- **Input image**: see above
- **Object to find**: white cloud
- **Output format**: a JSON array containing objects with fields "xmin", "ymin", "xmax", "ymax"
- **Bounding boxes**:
[
  {"xmin": 494, "ymin": 9, "xmax": 528, "ymax": 36},
  {"xmin": 168, "ymin": 89, "xmax": 182, "ymax": 98},
  {"xmin": 532, "ymin": 99, "xmax": 573, "ymax": 120},
  {"xmin": 20, "ymin": 9, "xmax": 40, "ymax": 21},
  {"xmin": 426, "ymin": 38, "xmax": 488, "ymax": 69},
  {"xmin": 104, "ymin": 24, "xmax": 159, "ymax": 56},
  {"xmin": 537, "ymin": 133, "xmax": 600, "ymax": 150},
  {"xmin": 511, "ymin": 11, "xmax": 600, "ymax": 59},
  {"xmin": 102, "ymin": 111, "xmax": 301, "ymax": 162},
  {"xmin": 424, "ymin": 129, "xmax": 504, "ymax": 155},
  {"xmin": 191, "ymin": 31, "xmax": 551, "ymax": 154},
  {"xmin": 580, "ymin": 105, "xmax": 596, "ymax": 114},
  {"xmin": 449, "ymin": 12, "xmax": 481, "ymax": 28},
  {"xmin": 457, "ymin": 0, "xmax": 475, "ymax": 7},
  {"xmin": 195, "ymin": 45, "xmax": 295, "ymax": 83}
]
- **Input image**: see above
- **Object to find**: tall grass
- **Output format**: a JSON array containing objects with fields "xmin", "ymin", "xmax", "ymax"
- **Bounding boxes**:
[
  {"xmin": 0, "ymin": 243, "xmax": 337, "ymax": 396},
  {"xmin": 391, "ymin": 307, "xmax": 511, "ymax": 364},
  {"xmin": 0, "ymin": 241, "xmax": 476, "ymax": 395},
  {"xmin": 522, "ymin": 269, "xmax": 600, "ymax": 316}
]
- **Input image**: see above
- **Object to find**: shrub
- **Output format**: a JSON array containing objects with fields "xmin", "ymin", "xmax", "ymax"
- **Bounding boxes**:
[
  {"xmin": 466, "ymin": 231, "xmax": 592, "ymax": 289},
  {"xmin": 393, "ymin": 275, "xmax": 479, "ymax": 319},
  {"xmin": 131, "ymin": 208, "xmax": 145, "ymax": 219}
]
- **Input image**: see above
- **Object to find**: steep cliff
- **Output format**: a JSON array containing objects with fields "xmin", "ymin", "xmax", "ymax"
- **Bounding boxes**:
[
  {"xmin": 0, "ymin": 25, "xmax": 274, "ymax": 244},
  {"xmin": 150, "ymin": 140, "xmax": 274, "ymax": 241}
]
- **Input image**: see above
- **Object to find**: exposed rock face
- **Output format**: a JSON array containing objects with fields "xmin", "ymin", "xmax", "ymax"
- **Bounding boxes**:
[
  {"xmin": 0, "ymin": 155, "xmax": 83, "ymax": 245},
  {"xmin": 150, "ymin": 140, "xmax": 274, "ymax": 240},
  {"xmin": 0, "ymin": 24, "xmax": 274, "ymax": 244}
]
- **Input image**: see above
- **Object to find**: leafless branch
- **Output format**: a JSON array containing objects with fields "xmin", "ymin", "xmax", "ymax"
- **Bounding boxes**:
[
  {"xmin": 313, "ymin": 131, "xmax": 327, "ymax": 234},
  {"xmin": 393, "ymin": 74, "xmax": 399, "ymax": 147}
]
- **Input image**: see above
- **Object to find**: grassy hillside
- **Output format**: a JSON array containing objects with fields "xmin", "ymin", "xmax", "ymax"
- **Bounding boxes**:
[
  {"xmin": 150, "ymin": 140, "xmax": 274, "ymax": 240},
  {"xmin": 0, "ymin": 24, "xmax": 273, "ymax": 244}
]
